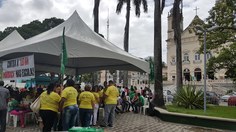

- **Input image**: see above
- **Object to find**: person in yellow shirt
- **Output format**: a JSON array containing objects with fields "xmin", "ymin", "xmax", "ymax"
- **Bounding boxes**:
[
  {"xmin": 39, "ymin": 83, "xmax": 61, "ymax": 132},
  {"xmin": 90, "ymin": 85, "xmax": 100, "ymax": 126},
  {"xmin": 78, "ymin": 84, "xmax": 95, "ymax": 127},
  {"xmin": 59, "ymin": 79, "xmax": 78, "ymax": 131},
  {"xmin": 100, "ymin": 80, "xmax": 119, "ymax": 127}
]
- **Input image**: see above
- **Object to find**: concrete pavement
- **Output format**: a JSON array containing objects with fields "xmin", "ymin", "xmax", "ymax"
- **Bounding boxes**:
[{"xmin": 6, "ymin": 112, "xmax": 230, "ymax": 132}]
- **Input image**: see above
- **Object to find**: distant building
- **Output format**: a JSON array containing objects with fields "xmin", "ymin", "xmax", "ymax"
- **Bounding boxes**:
[{"xmin": 166, "ymin": 8, "xmax": 226, "ymax": 82}]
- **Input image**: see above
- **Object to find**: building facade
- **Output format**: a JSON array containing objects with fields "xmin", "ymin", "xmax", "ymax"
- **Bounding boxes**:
[{"xmin": 166, "ymin": 10, "xmax": 226, "ymax": 82}]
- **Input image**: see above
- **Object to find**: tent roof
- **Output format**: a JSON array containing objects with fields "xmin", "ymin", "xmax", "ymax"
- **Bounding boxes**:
[
  {"xmin": 0, "ymin": 11, "xmax": 149, "ymax": 75},
  {"xmin": 0, "ymin": 30, "xmax": 25, "ymax": 48}
]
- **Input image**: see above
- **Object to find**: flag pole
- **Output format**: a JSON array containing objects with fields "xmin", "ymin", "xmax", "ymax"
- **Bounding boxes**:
[{"xmin": 60, "ymin": 27, "xmax": 68, "ymax": 85}]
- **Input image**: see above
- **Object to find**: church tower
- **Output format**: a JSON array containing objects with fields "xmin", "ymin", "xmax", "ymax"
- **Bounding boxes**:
[
  {"xmin": 166, "ymin": 7, "xmax": 184, "ymax": 82},
  {"xmin": 166, "ymin": 8, "xmax": 183, "ymax": 44}
]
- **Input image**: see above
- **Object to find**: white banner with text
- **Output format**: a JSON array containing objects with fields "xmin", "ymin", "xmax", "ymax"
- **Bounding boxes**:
[{"xmin": 2, "ymin": 55, "xmax": 35, "ymax": 80}]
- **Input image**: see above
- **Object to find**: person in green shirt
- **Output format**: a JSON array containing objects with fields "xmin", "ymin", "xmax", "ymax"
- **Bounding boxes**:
[
  {"xmin": 129, "ymin": 89, "xmax": 135, "ymax": 111},
  {"xmin": 134, "ymin": 93, "xmax": 144, "ymax": 113}
]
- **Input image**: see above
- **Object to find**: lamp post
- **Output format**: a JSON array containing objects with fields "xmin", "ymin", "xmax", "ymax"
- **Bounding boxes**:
[{"xmin": 195, "ymin": 25, "xmax": 220, "ymax": 113}]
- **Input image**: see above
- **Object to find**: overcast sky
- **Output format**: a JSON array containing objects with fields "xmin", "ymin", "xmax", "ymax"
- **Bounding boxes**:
[{"xmin": 0, "ymin": 0, "xmax": 215, "ymax": 62}]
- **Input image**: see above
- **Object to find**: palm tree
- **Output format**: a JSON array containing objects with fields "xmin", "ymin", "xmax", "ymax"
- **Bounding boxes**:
[
  {"xmin": 93, "ymin": 0, "xmax": 100, "ymax": 85},
  {"xmin": 93, "ymin": 0, "xmax": 100, "ymax": 33},
  {"xmin": 116, "ymin": 0, "xmax": 148, "ymax": 87},
  {"xmin": 152, "ymin": 0, "xmax": 165, "ymax": 107},
  {"xmin": 172, "ymin": 0, "xmax": 183, "ymax": 90},
  {"xmin": 116, "ymin": 0, "xmax": 148, "ymax": 52}
]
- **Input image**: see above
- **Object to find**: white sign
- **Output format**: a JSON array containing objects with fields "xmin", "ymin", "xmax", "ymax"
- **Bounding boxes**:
[{"xmin": 2, "ymin": 55, "xmax": 35, "ymax": 80}]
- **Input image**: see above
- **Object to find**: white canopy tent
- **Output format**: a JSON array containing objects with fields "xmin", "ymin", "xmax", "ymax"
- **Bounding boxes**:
[
  {"xmin": 0, "ymin": 30, "xmax": 25, "ymax": 47},
  {"xmin": 0, "ymin": 11, "xmax": 149, "ymax": 75}
]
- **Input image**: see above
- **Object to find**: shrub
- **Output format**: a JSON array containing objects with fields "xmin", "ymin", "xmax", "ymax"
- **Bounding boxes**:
[{"xmin": 173, "ymin": 85, "xmax": 204, "ymax": 109}]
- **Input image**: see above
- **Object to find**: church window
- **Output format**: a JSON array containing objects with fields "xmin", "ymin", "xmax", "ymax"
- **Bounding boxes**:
[
  {"xmin": 195, "ymin": 53, "xmax": 200, "ymax": 60},
  {"xmin": 183, "ymin": 53, "xmax": 189, "ymax": 62}
]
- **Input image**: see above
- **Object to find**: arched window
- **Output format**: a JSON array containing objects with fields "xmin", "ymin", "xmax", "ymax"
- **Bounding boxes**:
[
  {"xmin": 195, "ymin": 53, "xmax": 200, "ymax": 60},
  {"xmin": 183, "ymin": 53, "xmax": 189, "ymax": 62},
  {"xmin": 206, "ymin": 52, "xmax": 212, "ymax": 60}
]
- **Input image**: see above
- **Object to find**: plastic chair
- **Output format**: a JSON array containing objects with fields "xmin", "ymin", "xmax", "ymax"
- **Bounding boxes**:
[
  {"xmin": 140, "ymin": 98, "xmax": 149, "ymax": 115},
  {"xmin": 9, "ymin": 114, "xmax": 19, "ymax": 127}
]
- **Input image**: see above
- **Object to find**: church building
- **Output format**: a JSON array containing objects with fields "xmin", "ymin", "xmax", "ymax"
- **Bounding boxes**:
[{"xmin": 166, "ymin": 8, "xmax": 226, "ymax": 82}]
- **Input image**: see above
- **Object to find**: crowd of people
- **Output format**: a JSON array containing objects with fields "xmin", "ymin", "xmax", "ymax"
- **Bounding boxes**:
[{"xmin": 0, "ymin": 79, "xmax": 153, "ymax": 132}]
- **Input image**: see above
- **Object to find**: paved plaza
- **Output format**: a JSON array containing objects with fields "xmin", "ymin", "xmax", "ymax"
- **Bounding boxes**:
[{"xmin": 6, "ymin": 112, "xmax": 230, "ymax": 132}]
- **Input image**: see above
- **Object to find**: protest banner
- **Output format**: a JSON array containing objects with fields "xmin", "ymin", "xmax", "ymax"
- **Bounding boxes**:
[{"xmin": 2, "ymin": 55, "xmax": 35, "ymax": 80}]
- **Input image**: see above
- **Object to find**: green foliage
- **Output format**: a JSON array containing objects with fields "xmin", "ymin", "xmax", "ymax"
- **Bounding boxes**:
[
  {"xmin": 80, "ymin": 73, "xmax": 93, "ymax": 83},
  {"xmin": 116, "ymin": 0, "xmax": 148, "ymax": 17},
  {"xmin": 0, "ymin": 17, "xmax": 64, "ymax": 41},
  {"xmin": 226, "ymin": 89, "xmax": 233, "ymax": 94},
  {"xmin": 166, "ymin": 105, "xmax": 236, "ymax": 119},
  {"xmin": 173, "ymin": 85, "xmax": 204, "ymax": 109},
  {"xmin": 196, "ymin": 0, "xmax": 236, "ymax": 80}
]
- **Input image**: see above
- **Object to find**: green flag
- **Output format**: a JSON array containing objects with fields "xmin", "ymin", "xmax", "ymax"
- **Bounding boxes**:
[
  {"xmin": 149, "ymin": 57, "xmax": 154, "ymax": 81},
  {"xmin": 60, "ymin": 27, "xmax": 68, "ymax": 76}
]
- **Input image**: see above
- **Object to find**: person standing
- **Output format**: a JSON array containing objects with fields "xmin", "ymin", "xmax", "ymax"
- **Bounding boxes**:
[
  {"xmin": 0, "ymin": 81, "xmax": 9, "ymax": 132},
  {"xmin": 78, "ymin": 84, "xmax": 95, "ymax": 127},
  {"xmin": 74, "ymin": 82, "xmax": 81, "ymax": 126},
  {"xmin": 90, "ymin": 85, "xmax": 100, "ymax": 126},
  {"xmin": 101, "ymin": 80, "xmax": 119, "ymax": 127},
  {"xmin": 39, "ymin": 83, "xmax": 61, "ymax": 132},
  {"xmin": 60, "ymin": 79, "xmax": 78, "ymax": 131}
]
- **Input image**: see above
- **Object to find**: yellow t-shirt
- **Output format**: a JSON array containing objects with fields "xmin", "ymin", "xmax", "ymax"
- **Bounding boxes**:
[
  {"xmin": 92, "ymin": 92, "xmax": 100, "ymax": 104},
  {"xmin": 40, "ymin": 91, "xmax": 61, "ymax": 112},
  {"xmin": 98, "ymin": 90, "xmax": 103, "ymax": 98},
  {"xmin": 61, "ymin": 86, "xmax": 78, "ymax": 108},
  {"xmin": 79, "ymin": 91, "xmax": 95, "ymax": 109},
  {"xmin": 104, "ymin": 85, "xmax": 119, "ymax": 104}
]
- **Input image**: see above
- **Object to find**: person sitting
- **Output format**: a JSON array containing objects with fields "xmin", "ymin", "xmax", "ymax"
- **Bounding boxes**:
[
  {"xmin": 8, "ymin": 95, "xmax": 29, "ymax": 128},
  {"xmin": 121, "ymin": 91, "xmax": 130, "ymax": 112},
  {"xmin": 131, "ymin": 92, "xmax": 138, "ymax": 112},
  {"xmin": 134, "ymin": 93, "xmax": 145, "ymax": 113}
]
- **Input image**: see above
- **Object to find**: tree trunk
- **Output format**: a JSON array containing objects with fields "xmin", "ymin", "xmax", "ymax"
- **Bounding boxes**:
[
  {"xmin": 93, "ymin": 0, "xmax": 100, "ymax": 33},
  {"xmin": 124, "ymin": 0, "xmax": 130, "ymax": 52},
  {"xmin": 173, "ymin": 0, "xmax": 183, "ymax": 90},
  {"xmin": 152, "ymin": 0, "xmax": 164, "ymax": 107},
  {"xmin": 122, "ymin": 0, "xmax": 131, "ymax": 88}
]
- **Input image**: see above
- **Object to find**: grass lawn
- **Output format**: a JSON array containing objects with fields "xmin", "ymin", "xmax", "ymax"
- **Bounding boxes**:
[{"xmin": 166, "ymin": 105, "xmax": 236, "ymax": 119}]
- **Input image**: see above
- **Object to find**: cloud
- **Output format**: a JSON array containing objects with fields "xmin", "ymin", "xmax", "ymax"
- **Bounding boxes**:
[
  {"xmin": 0, "ymin": 0, "xmax": 215, "ymax": 63},
  {"xmin": 0, "ymin": 0, "xmax": 22, "ymax": 24},
  {"xmin": 27, "ymin": 0, "xmax": 53, "ymax": 11}
]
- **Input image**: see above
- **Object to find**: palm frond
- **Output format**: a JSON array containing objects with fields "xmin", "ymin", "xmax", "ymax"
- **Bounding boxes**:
[
  {"xmin": 116, "ymin": 0, "xmax": 125, "ymax": 14},
  {"xmin": 142, "ymin": 0, "xmax": 148, "ymax": 13},
  {"xmin": 133, "ymin": 0, "xmax": 141, "ymax": 17}
]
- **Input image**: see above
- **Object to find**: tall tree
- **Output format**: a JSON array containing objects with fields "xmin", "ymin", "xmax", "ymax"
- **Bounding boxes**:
[
  {"xmin": 116, "ymin": 0, "xmax": 148, "ymax": 52},
  {"xmin": 172, "ymin": 0, "xmax": 183, "ymax": 90},
  {"xmin": 152, "ymin": 0, "xmax": 165, "ymax": 107},
  {"xmin": 116, "ymin": 0, "xmax": 148, "ymax": 87},
  {"xmin": 197, "ymin": 0, "xmax": 236, "ymax": 81},
  {"xmin": 0, "ymin": 17, "xmax": 64, "ymax": 41},
  {"xmin": 93, "ymin": 0, "xmax": 100, "ymax": 33},
  {"xmin": 92, "ymin": 0, "xmax": 101, "ymax": 85}
]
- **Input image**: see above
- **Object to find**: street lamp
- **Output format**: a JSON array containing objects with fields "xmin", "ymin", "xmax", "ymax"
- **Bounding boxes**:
[{"xmin": 195, "ymin": 25, "xmax": 220, "ymax": 113}]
